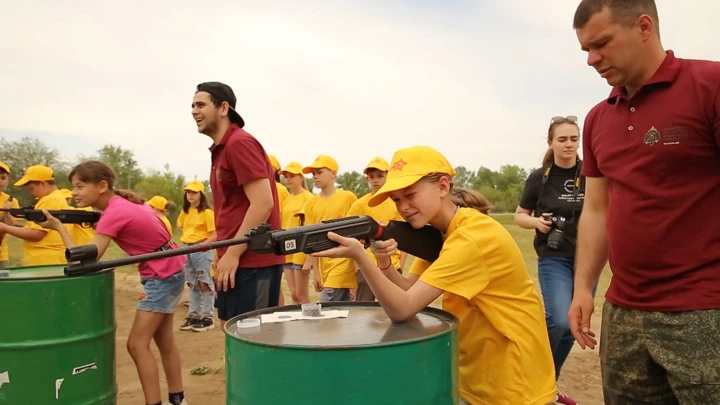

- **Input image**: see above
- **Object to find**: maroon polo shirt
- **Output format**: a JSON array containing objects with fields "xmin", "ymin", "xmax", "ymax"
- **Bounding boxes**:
[
  {"xmin": 209, "ymin": 124, "xmax": 285, "ymax": 268},
  {"xmin": 582, "ymin": 50, "xmax": 720, "ymax": 312}
]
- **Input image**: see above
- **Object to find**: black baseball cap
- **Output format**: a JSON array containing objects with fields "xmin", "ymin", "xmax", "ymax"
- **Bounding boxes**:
[{"xmin": 195, "ymin": 81, "xmax": 245, "ymax": 128}]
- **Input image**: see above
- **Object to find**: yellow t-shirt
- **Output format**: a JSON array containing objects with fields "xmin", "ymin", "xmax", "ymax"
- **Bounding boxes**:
[
  {"xmin": 0, "ymin": 192, "xmax": 20, "ymax": 262},
  {"xmin": 275, "ymin": 182, "xmax": 289, "ymax": 215},
  {"xmin": 23, "ymin": 189, "xmax": 72, "ymax": 266},
  {"xmin": 409, "ymin": 208, "xmax": 556, "ymax": 405},
  {"xmin": 281, "ymin": 189, "xmax": 314, "ymax": 266},
  {"xmin": 159, "ymin": 215, "xmax": 172, "ymax": 238},
  {"xmin": 302, "ymin": 189, "xmax": 358, "ymax": 288},
  {"xmin": 346, "ymin": 192, "xmax": 404, "ymax": 271},
  {"xmin": 176, "ymin": 207, "xmax": 216, "ymax": 244},
  {"xmin": 71, "ymin": 206, "xmax": 96, "ymax": 246}
]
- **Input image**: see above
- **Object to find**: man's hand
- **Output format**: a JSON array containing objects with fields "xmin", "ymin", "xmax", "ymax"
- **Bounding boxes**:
[
  {"xmin": 568, "ymin": 291, "xmax": 598, "ymax": 349},
  {"xmin": 214, "ymin": 251, "xmax": 240, "ymax": 292}
]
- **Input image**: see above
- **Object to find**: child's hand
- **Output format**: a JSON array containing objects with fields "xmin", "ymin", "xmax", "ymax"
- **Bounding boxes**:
[
  {"xmin": 310, "ymin": 232, "xmax": 365, "ymax": 261},
  {"xmin": 370, "ymin": 239, "xmax": 398, "ymax": 263},
  {"xmin": 39, "ymin": 209, "xmax": 62, "ymax": 230}
]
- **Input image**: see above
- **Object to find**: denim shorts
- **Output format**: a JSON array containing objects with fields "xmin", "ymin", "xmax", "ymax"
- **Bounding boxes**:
[
  {"xmin": 283, "ymin": 263, "xmax": 302, "ymax": 270},
  {"xmin": 137, "ymin": 270, "xmax": 185, "ymax": 313}
]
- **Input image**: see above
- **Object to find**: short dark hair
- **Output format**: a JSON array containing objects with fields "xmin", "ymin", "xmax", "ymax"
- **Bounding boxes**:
[{"xmin": 573, "ymin": 0, "xmax": 659, "ymax": 30}]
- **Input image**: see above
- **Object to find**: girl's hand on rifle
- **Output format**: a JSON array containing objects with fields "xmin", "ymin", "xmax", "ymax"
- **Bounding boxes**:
[
  {"xmin": 310, "ymin": 232, "xmax": 365, "ymax": 261},
  {"xmin": 38, "ymin": 210, "xmax": 62, "ymax": 231},
  {"xmin": 370, "ymin": 238, "xmax": 397, "ymax": 269}
]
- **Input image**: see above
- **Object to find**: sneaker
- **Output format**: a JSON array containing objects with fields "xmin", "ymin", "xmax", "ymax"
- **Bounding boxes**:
[
  {"xmin": 179, "ymin": 317, "xmax": 196, "ymax": 331},
  {"xmin": 163, "ymin": 400, "xmax": 189, "ymax": 405},
  {"xmin": 191, "ymin": 318, "xmax": 215, "ymax": 332},
  {"xmin": 554, "ymin": 389, "xmax": 578, "ymax": 405}
]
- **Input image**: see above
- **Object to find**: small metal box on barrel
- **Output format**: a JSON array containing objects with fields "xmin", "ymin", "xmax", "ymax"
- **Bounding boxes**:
[
  {"xmin": 0, "ymin": 265, "xmax": 117, "ymax": 405},
  {"xmin": 224, "ymin": 301, "xmax": 459, "ymax": 405}
]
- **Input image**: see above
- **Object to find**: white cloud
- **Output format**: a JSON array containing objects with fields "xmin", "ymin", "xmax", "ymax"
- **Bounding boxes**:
[{"xmin": 0, "ymin": 0, "xmax": 718, "ymax": 181}]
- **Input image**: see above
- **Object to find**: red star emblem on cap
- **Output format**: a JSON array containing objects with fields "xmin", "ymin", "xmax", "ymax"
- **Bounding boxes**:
[{"xmin": 390, "ymin": 159, "xmax": 407, "ymax": 171}]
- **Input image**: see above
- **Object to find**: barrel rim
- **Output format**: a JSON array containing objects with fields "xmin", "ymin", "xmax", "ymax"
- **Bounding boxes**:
[
  {"xmin": 223, "ymin": 301, "xmax": 459, "ymax": 349},
  {"xmin": 0, "ymin": 264, "xmax": 115, "ymax": 280}
]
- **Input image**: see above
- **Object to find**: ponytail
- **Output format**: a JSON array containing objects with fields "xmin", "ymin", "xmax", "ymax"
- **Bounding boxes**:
[
  {"xmin": 423, "ymin": 173, "xmax": 493, "ymax": 214},
  {"xmin": 114, "ymin": 188, "xmax": 145, "ymax": 205},
  {"xmin": 542, "ymin": 148, "xmax": 554, "ymax": 167},
  {"xmin": 450, "ymin": 187, "xmax": 492, "ymax": 214}
]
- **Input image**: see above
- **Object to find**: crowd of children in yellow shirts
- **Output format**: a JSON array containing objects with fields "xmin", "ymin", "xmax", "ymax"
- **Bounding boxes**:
[{"xmin": 1, "ymin": 146, "xmax": 565, "ymax": 404}]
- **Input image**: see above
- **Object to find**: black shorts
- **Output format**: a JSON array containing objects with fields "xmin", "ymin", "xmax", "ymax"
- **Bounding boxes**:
[{"xmin": 216, "ymin": 264, "xmax": 283, "ymax": 321}]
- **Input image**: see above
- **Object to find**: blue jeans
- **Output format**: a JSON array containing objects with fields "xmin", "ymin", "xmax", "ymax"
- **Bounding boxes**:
[
  {"xmin": 184, "ymin": 250, "xmax": 215, "ymax": 319},
  {"xmin": 538, "ymin": 256, "xmax": 596, "ymax": 380}
]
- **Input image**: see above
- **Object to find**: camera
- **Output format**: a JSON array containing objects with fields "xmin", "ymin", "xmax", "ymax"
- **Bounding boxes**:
[{"xmin": 542, "ymin": 214, "xmax": 568, "ymax": 251}]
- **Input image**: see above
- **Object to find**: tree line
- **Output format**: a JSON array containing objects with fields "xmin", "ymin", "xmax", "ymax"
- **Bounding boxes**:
[{"xmin": 1, "ymin": 136, "xmax": 537, "ymax": 224}]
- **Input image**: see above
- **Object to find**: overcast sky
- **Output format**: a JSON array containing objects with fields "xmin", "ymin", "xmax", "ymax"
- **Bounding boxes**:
[{"xmin": 1, "ymin": 0, "xmax": 718, "ymax": 182}]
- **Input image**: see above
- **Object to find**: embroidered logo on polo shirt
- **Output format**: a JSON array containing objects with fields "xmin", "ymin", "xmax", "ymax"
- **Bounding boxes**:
[
  {"xmin": 659, "ymin": 126, "xmax": 689, "ymax": 145},
  {"xmin": 643, "ymin": 126, "xmax": 661, "ymax": 146}
]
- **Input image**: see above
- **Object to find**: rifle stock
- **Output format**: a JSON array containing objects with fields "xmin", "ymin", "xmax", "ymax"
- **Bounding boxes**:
[{"xmin": 64, "ymin": 215, "xmax": 444, "ymax": 277}]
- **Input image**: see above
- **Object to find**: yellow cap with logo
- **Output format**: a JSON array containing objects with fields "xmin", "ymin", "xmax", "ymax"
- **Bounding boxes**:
[
  {"xmin": 268, "ymin": 154, "xmax": 281, "ymax": 172},
  {"xmin": 368, "ymin": 146, "xmax": 456, "ymax": 207},
  {"xmin": 303, "ymin": 155, "xmax": 339, "ymax": 174},
  {"xmin": 147, "ymin": 196, "xmax": 169, "ymax": 211},
  {"xmin": 363, "ymin": 157, "xmax": 390, "ymax": 174},
  {"xmin": 14, "ymin": 165, "xmax": 54, "ymax": 186},
  {"xmin": 59, "ymin": 189, "xmax": 73, "ymax": 199},
  {"xmin": 0, "ymin": 161, "xmax": 9, "ymax": 174},
  {"xmin": 184, "ymin": 180, "xmax": 205, "ymax": 193},
  {"xmin": 280, "ymin": 162, "xmax": 304, "ymax": 176}
]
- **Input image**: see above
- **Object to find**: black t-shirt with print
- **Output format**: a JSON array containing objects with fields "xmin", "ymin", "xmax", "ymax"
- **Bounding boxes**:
[{"xmin": 519, "ymin": 162, "xmax": 586, "ymax": 257}]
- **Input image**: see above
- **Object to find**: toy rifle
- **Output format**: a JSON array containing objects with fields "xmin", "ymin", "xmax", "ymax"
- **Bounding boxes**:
[
  {"xmin": 64, "ymin": 215, "xmax": 444, "ymax": 277},
  {"xmin": 0, "ymin": 206, "xmax": 100, "ymax": 224}
]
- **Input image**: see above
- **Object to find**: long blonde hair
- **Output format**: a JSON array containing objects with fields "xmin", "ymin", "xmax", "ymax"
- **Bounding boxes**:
[{"xmin": 422, "ymin": 173, "xmax": 492, "ymax": 214}]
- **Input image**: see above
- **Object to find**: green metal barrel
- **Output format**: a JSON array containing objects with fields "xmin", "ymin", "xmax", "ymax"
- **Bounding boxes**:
[
  {"xmin": 224, "ymin": 302, "xmax": 459, "ymax": 405},
  {"xmin": 0, "ymin": 265, "xmax": 117, "ymax": 405}
]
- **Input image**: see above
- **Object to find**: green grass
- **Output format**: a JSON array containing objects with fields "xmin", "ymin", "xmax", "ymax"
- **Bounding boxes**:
[{"xmin": 5, "ymin": 214, "xmax": 611, "ymax": 310}]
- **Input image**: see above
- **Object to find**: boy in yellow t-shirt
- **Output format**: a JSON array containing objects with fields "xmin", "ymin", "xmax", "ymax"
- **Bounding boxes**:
[
  {"xmin": 146, "ymin": 196, "xmax": 173, "ymax": 237},
  {"xmin": 60, "ymin": 188, "xmax": 96, "ymax": 245},
  {"xmin": 278, "ymin": 162, "xmax": 314, "ymax": 304},
  {"xmin": 311, "ymin": 146, "xmax": 557, "ymax": 405},
  {"xmin": 0, "ymin": 161, "xmax": 20, "ymax": 268},
  {"xmin": 268, "ymin": 154, "xmax": 289, "ymax": 214},
  {"xmin": 301, "ymin": 155, "xmax": 358, "ymax": 301},
  {"xmin": 346, "ymin": 157, "xmax": 407, "ymax": 301},
  {"xmin": 0, "ymin": 165, "xmax": 72, "ymax": 266}
]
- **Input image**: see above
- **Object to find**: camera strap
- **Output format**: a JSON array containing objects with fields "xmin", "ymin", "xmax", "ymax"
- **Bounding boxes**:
[{"xmin": 536, "ymin": 160, "xmax": 583, "ymax": 214}]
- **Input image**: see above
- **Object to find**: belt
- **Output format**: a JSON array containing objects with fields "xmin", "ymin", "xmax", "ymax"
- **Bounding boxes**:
[{"xmin": 138, "ymin": 240, "xmax": 177, "ymax": 267}]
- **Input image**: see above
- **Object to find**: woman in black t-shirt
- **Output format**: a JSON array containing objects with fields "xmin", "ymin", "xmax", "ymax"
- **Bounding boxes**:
[{"xmin": 515, "ymin": 116, "xmax": 592, "ymax": 404}]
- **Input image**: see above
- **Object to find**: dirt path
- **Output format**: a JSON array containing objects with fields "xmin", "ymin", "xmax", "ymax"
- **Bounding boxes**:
[{"xmin": 113, "ymin": 273, "xmax": 605, "ymax": 404}]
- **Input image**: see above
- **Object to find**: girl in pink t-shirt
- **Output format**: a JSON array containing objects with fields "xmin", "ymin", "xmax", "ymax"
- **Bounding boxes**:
[{"xmin": 41, "ymin": 160, "xmax": 189, "ymax": 405}]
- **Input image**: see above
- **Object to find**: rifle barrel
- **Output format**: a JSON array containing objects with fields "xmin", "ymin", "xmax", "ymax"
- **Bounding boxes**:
[{"xmin": 64, "ymin": 235, "xmax": 251, "ymax": 277}]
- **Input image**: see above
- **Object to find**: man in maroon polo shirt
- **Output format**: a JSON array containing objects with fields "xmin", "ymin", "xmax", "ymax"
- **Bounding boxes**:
[
  {"xmin": 191, "ymin": 81, "xmax": 285, "ymax": 324},
  {"xmin": 568, "ymin": 1, "xmax": 720, "ymax": 403}
]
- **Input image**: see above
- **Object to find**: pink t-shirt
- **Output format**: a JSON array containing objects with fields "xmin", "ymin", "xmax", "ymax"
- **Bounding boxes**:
[{"xmin": 95, "ymin": 196, "xmax": 186, "ymax": 279}]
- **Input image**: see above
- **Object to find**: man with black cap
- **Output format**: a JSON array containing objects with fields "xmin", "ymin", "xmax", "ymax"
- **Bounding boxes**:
[{"xmin": 192, "ymin": 82, "xmax": 285, "ymax": 325}]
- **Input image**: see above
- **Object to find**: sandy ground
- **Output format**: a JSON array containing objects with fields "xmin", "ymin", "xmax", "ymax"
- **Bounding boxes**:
[{"xmin": 113, "ymin": 272, "xmax": 605, "ymax": 405}]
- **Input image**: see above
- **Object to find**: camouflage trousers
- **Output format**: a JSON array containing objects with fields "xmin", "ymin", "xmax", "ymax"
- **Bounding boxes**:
[{"xmin": 601, "ymin": 302, "xmax": 720, "ymax": 404}]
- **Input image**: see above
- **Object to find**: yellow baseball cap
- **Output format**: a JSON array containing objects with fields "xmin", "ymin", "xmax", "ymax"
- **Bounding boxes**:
[
  {"xmin": 0, "ymin": 161, "xmax": 9, "ymax": 174},
  {"xmin": 363, "ymin": 157, "xmax": 390, "ymax": 174},
  {"xmin": 268, "ymin": 154, "xmax": 281, "ymax": 172},
  {"xmin": 14, "ymin": 165, "xmax": 54, "ymax": 186},
  {"xmin": 184, "ymin": 180, "xmax": 205, "ymax": 193},
  {"xmin": 59, "ymin": 189, "xmax": 73, "ymax": 199},
  {"xmin": 279, "ymin": 162, "xmax": 304, "ymax": 176},
  {"xmin": 147, "ymin": 196, "xmax": 169, "ymax": 211},
  {"xmin": 368, "ymin": 146, "xmax": 456, "ymax": 207},
  {"xmin": 303, "ymin": 155, "xmax": 339, "ymax": 174}
]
